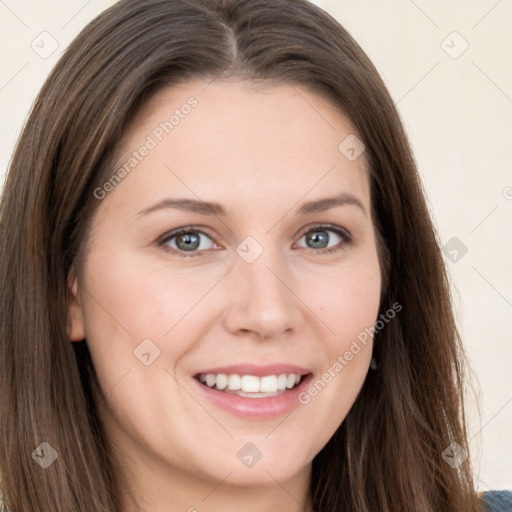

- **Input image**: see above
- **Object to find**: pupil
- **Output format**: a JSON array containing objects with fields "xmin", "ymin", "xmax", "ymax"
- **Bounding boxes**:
[
  {"xmin": 307, "ymin": 230, "xmax": 328, "ymax": 249},
  {"xmin": 177, "ymin": 233, "xmax": 199, "ymax": 251}
]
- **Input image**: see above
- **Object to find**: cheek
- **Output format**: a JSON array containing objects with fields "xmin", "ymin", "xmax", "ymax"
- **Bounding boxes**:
[
  {"xmin": 81, "ymin": 247, "xmax": 210, "ymax": 342},
  {"xmin": 316, "ymin": 256, "xmax": 382, "ymax": 349},
  {"xmin": 78, "ymin": 246, "xmax": 227, "ymax": 407},
  {"xmin": 78, "ymin": 251, "xmax": 201, "ymax": 448},
  {"xmin": 296, "ymin": 258, "xmax": 380, "ymax": 443}
]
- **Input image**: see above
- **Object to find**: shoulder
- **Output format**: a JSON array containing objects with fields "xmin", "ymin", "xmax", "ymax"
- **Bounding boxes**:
[{"xmin": 480, "ymin": 490, "xmax": 512, "ymax": 511}]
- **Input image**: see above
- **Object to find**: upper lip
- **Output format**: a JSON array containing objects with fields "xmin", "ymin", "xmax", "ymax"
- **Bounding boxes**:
[{"xmin": 194, "ymin": 364, "xmax": 312, "ymax": 378}]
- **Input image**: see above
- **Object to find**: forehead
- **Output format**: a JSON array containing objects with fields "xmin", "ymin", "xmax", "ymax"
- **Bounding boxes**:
[{"xmin": 103, "ymin": 78, "xmax": 371, "ymax": 220}]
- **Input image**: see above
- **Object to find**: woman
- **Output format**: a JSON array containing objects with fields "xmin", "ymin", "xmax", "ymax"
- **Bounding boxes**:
[{"xmin": 0, "ymin": 0, "xmax": 510, "ymax": 510}]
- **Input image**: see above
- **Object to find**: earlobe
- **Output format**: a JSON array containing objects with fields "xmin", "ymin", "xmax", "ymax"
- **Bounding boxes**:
[{"xmin": 66, "ymin": 269, "xmax": 86, "ymax": 342}]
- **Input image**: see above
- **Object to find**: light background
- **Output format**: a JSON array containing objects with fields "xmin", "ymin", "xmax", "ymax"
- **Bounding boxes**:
[{"xmin": 0, "ymin": 0, "xmax": 511, "ymax": 491}]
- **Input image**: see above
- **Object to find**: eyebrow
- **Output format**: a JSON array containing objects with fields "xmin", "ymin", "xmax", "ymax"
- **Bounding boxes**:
[{"xmin": 136, "ymin": 193, "xmax": 367, "ymax": 218}]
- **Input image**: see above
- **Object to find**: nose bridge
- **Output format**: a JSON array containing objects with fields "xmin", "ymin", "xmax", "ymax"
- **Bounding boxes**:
[
  {"xmin": 238, "ymin": 240, "xmax": 290, "ymax": 306},
  {"xmin": 224, "ymin": 236, "xmax": 302, "ymax": 337}
]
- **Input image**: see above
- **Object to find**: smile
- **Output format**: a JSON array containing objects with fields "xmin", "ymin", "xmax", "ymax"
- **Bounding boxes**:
[
  {"xmin": 191, "ymin": 364, "xmax": 314, "ymax": 419},
  {"xmin": 195, "ymin": 372, "xmax": 304, "ymax": 398}
]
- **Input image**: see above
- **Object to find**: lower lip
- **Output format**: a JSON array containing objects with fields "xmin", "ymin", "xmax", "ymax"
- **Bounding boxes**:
[{"xmin": 191, "ymin": 374, "xmax": 314, "ymax": 419}]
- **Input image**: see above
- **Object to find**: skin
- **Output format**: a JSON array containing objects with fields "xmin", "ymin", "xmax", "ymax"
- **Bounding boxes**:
[{"xmin": 67, "ymin": 78, "xmax": 382, "ymax": 512}]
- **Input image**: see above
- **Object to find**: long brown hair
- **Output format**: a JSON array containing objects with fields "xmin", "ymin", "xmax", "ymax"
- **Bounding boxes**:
[{"xmin": 0, "ymin": 0, "xmax": 482, "ymax": 510}]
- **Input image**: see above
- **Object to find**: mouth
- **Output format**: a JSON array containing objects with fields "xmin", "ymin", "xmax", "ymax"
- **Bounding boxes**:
[
  {"xmin": 190, "ymin": 363, "xmax": 314, "ymax": 418},
  {"xmin": 193, "ymin": 371, "xmax": 309, "ymax": 398}
]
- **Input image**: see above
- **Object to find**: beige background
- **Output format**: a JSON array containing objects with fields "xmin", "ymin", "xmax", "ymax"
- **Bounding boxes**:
[{"xmin": 1, "ymin": 0, "xmax": 511, "ymax": 491}]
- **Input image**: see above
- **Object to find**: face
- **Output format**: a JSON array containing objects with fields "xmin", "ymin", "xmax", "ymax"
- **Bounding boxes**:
[{"xmin": 68, "ymin": 79, "xmax": 382, "ymax": 499}]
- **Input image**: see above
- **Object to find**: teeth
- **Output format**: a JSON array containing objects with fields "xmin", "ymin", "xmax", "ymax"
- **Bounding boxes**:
[
  {"xmin": 260, "ymin": 375, "xmax": 277, "ymax": 393},
  {"xmin": 216, "ymin": 373, "xmax": 228, "ymax": 390},
  {"xmin": 241, "ymin": 375, "xmax": 259, "ymax": 392},
  {"xmin": 228, "ymin": 374, "xmax": 242, "ymax": 390},
  {"xmin": 197, "ymin": 372, "xmax": 305, "ymax": 394},
  {"xmin": 286, "ymin": 374, "xmax": 296, "ymax": 389},
  {"xmin": 276, "ymin": 374, "xmax": 287, "ymax": 390}
]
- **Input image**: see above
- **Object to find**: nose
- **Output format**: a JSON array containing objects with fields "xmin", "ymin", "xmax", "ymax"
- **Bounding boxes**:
[{"xmin": 222, "ymin": 245, "xmax": 305, "ymax": 340}]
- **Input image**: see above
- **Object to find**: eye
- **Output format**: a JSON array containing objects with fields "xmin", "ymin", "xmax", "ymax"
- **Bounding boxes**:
[
  {"xmin": 159, "ymin": 227, "xmax": 217, "ymax": 257},
  {"xmin": 296, "ymin": 224, "xmax": 353, "ymax": 255},
  {"xmin": 158, "ymin": 223, "xmax": 353, "ymax": 258}
]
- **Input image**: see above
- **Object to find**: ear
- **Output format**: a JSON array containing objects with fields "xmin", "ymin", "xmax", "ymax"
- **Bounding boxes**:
[{"xmin": 66, "ymin": 267, "xmax": 86, "ymax": 342}]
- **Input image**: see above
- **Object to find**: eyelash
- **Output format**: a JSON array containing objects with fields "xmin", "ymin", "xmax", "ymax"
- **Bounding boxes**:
[{"xmin": 157, "ymin": 223, "xmax": 353, "ymax": 258}]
